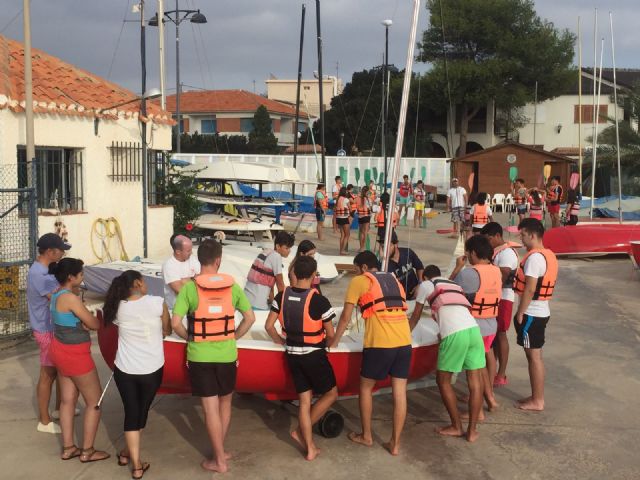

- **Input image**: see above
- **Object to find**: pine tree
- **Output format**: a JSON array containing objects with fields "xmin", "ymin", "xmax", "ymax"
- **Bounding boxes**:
[{"xmin": 248, "ymin": 105, "xmax": 279, "ymax": 154}]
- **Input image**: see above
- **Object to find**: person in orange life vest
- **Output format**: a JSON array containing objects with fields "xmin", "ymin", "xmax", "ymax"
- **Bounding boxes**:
[
  {"xmin": 564, "ymin": 188, "xmax": 580, "ymax": 226},
  {"xmin": 528, "ymin": 189, "xmax": 544, "ymax": 221},
  {"xmin": 470, "ymin": 192, "xmax": 493, "ymax": 234},
  {"xmin": 375, "ymin": 192, "xmax": 399, "ymax": 256},
  {"xmin": 265, "ymin": 256, "xmax": 338, "ymax": 461},
  {"xmin": 330, "ymin": 251, "xmax": 412, "ymax": 456},
  {"xmin": 288, "ymin": 240, "xmax": 322, "ymax": 294},
  {"xmin": 449, "ymin": 235, "xmax": 501, "ymax": 417},
  {"xmin": 314, "ymin": 183, "xmax": 328, "ymax": 241},
  {"xmin": 368, "ymin": 179, "xmax": 377, "ymax": 204},
  {"xmin": 356, "ymin": 185, "xmax": 372, "ymax": 252},
  {"xmin": 546, "ymin": 176, "xmax": 563, "ymax": 228},
  {"xmin": 513, "ymin": 178, "xmax": 528, "ymax": 222},
  {"xmin": 513, "ymin": 218, "xmax": 558, "ymax": 412},
  {"xmin": 480, "ymin": 222, "xmax": 520, "ymax": 388},
  {"xmin": 244, "ymin": 231, "xmax": 295, "ymax": 310},
  {"xmin": 335, "ymin": 186, "xmax": 352, "ymax": 256},
  {"xmin": 410, "ymin": 265, "xmax": 485, "ymax": 442},
  {"xmin": 331, "ymin": 175, "xmax": 343, "ymax": 233},
  {"xmin": 346, "ymin": 183, "xmax": 358, "ymax": 223},
  {"xmin": 413, "ymin": 180, "xmax": 426, "ymax": 228},
  {"xmin": 171, "ymin": 239, "xmax": 256, "ymax": 474},
  {"xmin": 397, "ymin": 174, "xmax": 413, "ymax": 226}
]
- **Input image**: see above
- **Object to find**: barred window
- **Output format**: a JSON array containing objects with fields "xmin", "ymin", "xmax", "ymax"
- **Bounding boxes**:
[
  {"xmin": 108, "ymin": 142, "xmax": 166, "ymax": 206},
  {"xmin": 17, "ymin": 147, "xmax": 84, "ymax": 212}
]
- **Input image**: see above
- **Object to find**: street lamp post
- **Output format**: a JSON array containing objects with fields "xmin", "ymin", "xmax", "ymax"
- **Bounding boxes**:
[
  {"xmin": 340, "ymin": 132, "xmax": 344, "ymax": 151},
  {"xmin": 149, "ymin": 1, "xmax": 207, "ymax": 154},
  {"xmin": 381, "ymin": 19, "xmax": 392, "ymax": 192}
]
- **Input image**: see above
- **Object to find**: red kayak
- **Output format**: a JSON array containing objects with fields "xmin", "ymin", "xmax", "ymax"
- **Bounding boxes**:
[
  {"xmin": 97, "ymin": 310, "xmax": 439, "ymax": 400},
  {"xmin": 544, "ymin": 223, "xmax": 640, "ymax": 256}
]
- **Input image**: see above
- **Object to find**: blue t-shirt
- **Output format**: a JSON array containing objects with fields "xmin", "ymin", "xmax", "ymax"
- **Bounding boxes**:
[{"xmin": 26, "ymin": 261, "xmax": 59, "ymax": 333}]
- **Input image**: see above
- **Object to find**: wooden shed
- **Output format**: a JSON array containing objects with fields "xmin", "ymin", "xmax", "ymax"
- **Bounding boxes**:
[{"xmin": 450, "ymin": 141, "xmax": 576, "ymax": 196}]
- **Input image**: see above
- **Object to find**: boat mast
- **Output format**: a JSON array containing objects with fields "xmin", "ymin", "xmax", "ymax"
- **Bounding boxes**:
[
  {"xmin": 609, "ymin": 12, "xmax": 623, "ymax": 224},
  {"xmin": 589, "ymin": 10, "xmax": 598, "ymax": 219},
  {"xmin": 577, "ymin": 16, "xmax": 583, "ymax": 189},
  {"xmin": 381, "ymin": 0, "xmax": 421, "ymax": 270},
  {"xmin": 590, "ymin": 37, "xmax": 604, "ymax": 219},
  {"xmin": 315, "ymin": 0, "xmax": 326, "ymax": 184},
  {"xmin": 292, "ymin": 4, "xmax": 306, "ymax": 199}
]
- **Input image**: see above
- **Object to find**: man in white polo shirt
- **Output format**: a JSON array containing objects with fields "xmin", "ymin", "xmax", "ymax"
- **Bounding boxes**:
[
  {"xmin": 446, "ymin": 178, "xmax": 467, "ymax": 238},
  {"xmin": 162, "ymin": 234, "xmax": 201, "ymax": 310}
]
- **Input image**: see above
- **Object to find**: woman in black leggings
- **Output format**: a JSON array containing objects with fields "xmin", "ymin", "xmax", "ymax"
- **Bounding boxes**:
[{"xmin": 103, "ymin": 271, "xmax": 171, "ymax": 479}]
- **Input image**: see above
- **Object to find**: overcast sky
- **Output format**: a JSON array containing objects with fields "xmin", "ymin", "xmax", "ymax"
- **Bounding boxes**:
[{"xmin": 1, "ymin": 0, "xmax": 637, "ymax": 96}]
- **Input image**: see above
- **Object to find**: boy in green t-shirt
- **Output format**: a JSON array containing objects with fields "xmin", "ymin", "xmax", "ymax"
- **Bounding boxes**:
[{"xmin": 171, "ymin": 239, "xmax": 255, "ymax": 474}]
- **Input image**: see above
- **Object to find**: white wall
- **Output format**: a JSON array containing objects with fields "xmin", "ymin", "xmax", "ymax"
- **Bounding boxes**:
[{"xmin": 0, "ymin": 109, "xmax": 174, "ymax": 264}]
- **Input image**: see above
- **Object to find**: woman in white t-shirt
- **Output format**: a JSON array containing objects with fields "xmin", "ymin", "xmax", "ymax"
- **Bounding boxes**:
[{"xmin": 103, "ymin": 270, "xmax": 171, "ymax": 479}]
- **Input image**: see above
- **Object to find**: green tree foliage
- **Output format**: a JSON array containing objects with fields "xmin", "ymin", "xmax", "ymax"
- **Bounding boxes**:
[
  {"xmin": 418, "ymin": 0, "xmax": 576, "ymax": 156},
  {"xmin": 165, "ymin": 163, "xmax": 202, "ymax": 235},
  {"xmin": 313, "ymin": 68, "xmax": 437, "ymax": 157},
  {"xmin": 248, "ymin": 105, "xmax": 280, "ymax": 154},
  {"xmin": 174, "ymin": 131, "xmax": 249, "ymax": 154}
]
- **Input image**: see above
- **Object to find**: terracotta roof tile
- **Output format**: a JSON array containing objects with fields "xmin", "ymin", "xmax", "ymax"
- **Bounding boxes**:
[
  {"xmin": 0, "ymin": 34, "xmax": 173, "ymax": 124},
  {"xmin": 164, "ymin": 89, "xmax": 306, "ymax": 117},
  {"xmin": 551, "ymin": 147, "xmax": 584, "ymax": 156}
]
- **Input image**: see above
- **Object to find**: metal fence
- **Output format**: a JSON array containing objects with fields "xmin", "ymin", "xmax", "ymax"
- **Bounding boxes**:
[{"xmin": 0, "ymin": 161, "xmax": 37, "ymax": 338}]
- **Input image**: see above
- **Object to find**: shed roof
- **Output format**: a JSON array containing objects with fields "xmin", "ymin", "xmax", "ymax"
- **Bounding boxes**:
[{"xmin": 450, "ymin": 141, "xmax": 576, "ymax": 164}]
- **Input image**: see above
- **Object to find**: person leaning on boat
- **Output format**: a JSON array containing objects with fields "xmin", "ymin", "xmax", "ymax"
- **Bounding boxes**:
[
  {"xmin": 171, "ymin": 239, "xmax": 256, "ymax": 473},
  {"xmin": 102, "ymin": 270, "xmax": 171, "ymax": 479},
  {"xmin": 330, "ymin": 251, "xmax": 412, "ymax": 456},
  {"xmin": 162, "ymin": 234, "xmax": 201, "ymax": 310},
  {"xmin": 244, "ymin": 231, "xmax": 294, "ymax": 310}
]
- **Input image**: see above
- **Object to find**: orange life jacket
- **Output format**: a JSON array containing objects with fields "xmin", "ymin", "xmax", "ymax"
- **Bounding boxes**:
[
  {"xmin": 369, "ymin": 187, "xmax": 377, "ymax": 202},
  {"xmin": 514, "ymin": 188, "xmax": 526, "ymax": 205},
  {"xmin": 529, "ymin": 202, "xmax": 543, "ymax": 219},
  {"xmin": 188, "ymin": 273, "xmax": 236, "ymax": 342},
  {"xmin": 513, "ymin": 248, "xmax": 558, "ymax": 300},
  {"xmin": 247, "ymin": 249, "xmax": 277, "ymax": 287},
  {"xmin": 314, "ymin": 191, "xmax": 328, "ymax": 210},
  {"xmin": 376, "ymin": 208, "xmax": 398, "ymax": 228},
  {"xmin": 426, "ymin": 278, "xmax": 471, "ymax": 315},
  {"xmin": 492, "ymin": 242, "xmax": 521, "ymax": 289},
  {"xmin": 348, "ymin": 193, "xmax": 357, "ymax": 213},
  {"xmin": 357, "ymin": 197, "xmax": 371, "ymax": 217},
  {"xmin": 467, "ymin": 264, "xmax": 502, "ymax": 319},
  {"xmin": 334, "ymin": 197, "xmax": 350, "ymax": 218},
  {"xmin": 357, "ymin": 271, "xmax": 408, "ymax": 319},
  {"xmin": 277, "ymin": 287, "xmax": 325, "ymax": 347},
  {"xmin": 473, "ymin": 203, "xmax": 489, "ymax": 225}
]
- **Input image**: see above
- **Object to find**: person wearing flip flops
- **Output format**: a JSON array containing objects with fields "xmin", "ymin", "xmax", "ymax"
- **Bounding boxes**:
[
  {"xmin": 103, "ymin": 271, "xmax": 172, "ymax": 479},
  {"xmin": 48, "ymin": 258, "xmax": 110, "ymax": 464}
]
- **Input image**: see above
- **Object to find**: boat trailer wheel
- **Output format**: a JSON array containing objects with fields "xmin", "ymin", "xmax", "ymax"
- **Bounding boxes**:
[{"xmin": 316, "ymin": 410, "xmax": 344, "ymax": 438}]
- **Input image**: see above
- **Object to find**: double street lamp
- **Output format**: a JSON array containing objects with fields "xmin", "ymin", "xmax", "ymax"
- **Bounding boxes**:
[{"xmin": 149, "ymin": 2, "xmax": 207, "ymax": 153}]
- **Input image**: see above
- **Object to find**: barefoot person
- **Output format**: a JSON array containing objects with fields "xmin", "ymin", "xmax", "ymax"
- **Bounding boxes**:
[
  {"xmin": 314, "ymin": 184, "xmax": 328, "ymax": 241},
  {"xmin": 447, "ymin": 178, "xmax": 467, "ymax": 238},
  {"xmin": 470, "ymin": 192, "xmax": 493, "ymax": 234},
  {"xmin": 449, "ymin": 236, "xmax": 502, "ymax": 418},
  {"xmin": 513, "ymin": 179, "xmax": 528, "ymax": 223},
  {"xmin": 27, "ymin": 233, "xmax": 70, "ymax": 434},
  {"xmin": 413, "ymin": 180, "xmax": 426, "ymax": 228},
  {"xmin": 410, "ymin": 265, "xmax": 485, "ymax": 442},
  {"xmin": 103, "ymin": 271, "xmax": 172, "ymax": 479},
  {"xmin": 335, "ymin": 187, "xmax": 351, "ymax": 255},
  {"xmin": 171, "ymin": 239, "xmax": 256, "ymax": 473},
  {"xmin": 330, "ymin": 251, "xmax": 411, "ymax": 456},
  {"xmin": 513, "ymin": 218, "xmax": 558, "ymax": 411},
  {"xmin": 331, "ymin": 175, "xmax": 343, "ymax": 233},
  {"xmin": 265, "ymin": 256, "xmax": 338, "ymax": 461},
  {"xmin": 356, "ymin": 186, "xmax": 372, "ymax": 252},
  {"xmin": 397, "ymin": 175, "xmax": 413, "ymax": 226},
  {"xmin": 480, "ymin": 222, "xmax": 520, "ymax": 387},
  {"xmin": 546, "ymin": 176, "xmax": 564, "ymax": 228},
  {"xmin": 48, "ymin": 258, "xmax": 110, "ymax": 462}
]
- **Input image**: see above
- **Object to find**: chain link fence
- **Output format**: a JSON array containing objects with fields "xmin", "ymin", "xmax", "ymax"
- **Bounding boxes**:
[{"xmin": 0, "ymin": 162, "xmax": 37, "ymax": 338}]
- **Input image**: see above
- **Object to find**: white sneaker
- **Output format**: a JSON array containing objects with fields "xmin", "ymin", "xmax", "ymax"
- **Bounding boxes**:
[
  {"xmin": 37, "ymin": 421, "xmax": 61, "ymax": 434},
  {"xmin": 51, "ymin": 408, "xmax": 80, "ymax": 420}
]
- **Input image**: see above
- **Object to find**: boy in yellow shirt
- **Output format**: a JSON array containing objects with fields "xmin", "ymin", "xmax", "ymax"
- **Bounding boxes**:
[{"xmin": 330, "ymin": 251, "xmax": 411, "ymax": 456}]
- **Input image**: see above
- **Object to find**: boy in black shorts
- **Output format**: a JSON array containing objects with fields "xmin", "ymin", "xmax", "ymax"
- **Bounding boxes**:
[{"xmin": 265, "ymin": 256, "xmax": 338, "ymax": 461}]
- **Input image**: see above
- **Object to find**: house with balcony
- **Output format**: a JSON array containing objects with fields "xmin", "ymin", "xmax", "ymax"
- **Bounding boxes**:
[
  {"xmin": 429, "ymin": 68, "xmax": 640, "ymax": 158},
  {"xmin": 165, "ymin": 89, "xmax": 305, "ymax": 148},
  {"xmin": 266, "ymin": 76, "xmax": 343, "ymax": 119}
]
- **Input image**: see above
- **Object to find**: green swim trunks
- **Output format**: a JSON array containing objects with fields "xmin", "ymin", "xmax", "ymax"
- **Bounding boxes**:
[
  {"xmin": 437, "ymin": 326, "xmax": 486, "ymax": 373},
  {"xmin": 398, "ymin": 196, "xmax": 410, "ymax": 205}
]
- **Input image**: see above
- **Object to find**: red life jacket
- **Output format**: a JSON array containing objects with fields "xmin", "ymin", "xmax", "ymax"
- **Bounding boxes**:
[
  {"xmin": 514, "ymin": 188, "xmax": 526, "ymax": 205},
  {"xmin": 426, "ymin": 278, "xmax": 471, "ymax": 315},
  {"xmin": 548, "ymin": 185, "xmax": 563, "ymax": 205},
  {"xmin": 413, "ymin": 188, "xmax": 425, "ymax": 202},
  {"xmin": 348, "ymin": 193, "xmax": 357, "ymax": 213},
  {"xmin": 247, "ymin": 250, "xmax": 277, "ymax": 287},
  {"xmin": 357, "ymin": 197, "xmax": 371, "ymax": 217},
  {"xmin": 334, "ymin": 197, "xmax": 350, "ymax": 218},
  {"xmin": 492, "ymin": 242, "xmax": 521, "ymax": 289},
  {"xmin": 357, "ymin": 271, "xmax": 408, "ymax": 319},
  {"xmin": 569, "ymin": 202, "xmax": 580, "ymax": 216},
  {"xmin": 467, "ymin": 264, "xmax": 502, "ymax": 319},
  {"xmin": 513, "ymin": 248, "xmax": 558, "ymax": 300},
  {"xmin": 473, "ymin": 203, "xmax": 489, "ymax": 224},
  {"xmin": 188, "ymin": 273, "xmax": 236, "ymax": 342},
  {"xmin": 277, "ymin": 287, "xmax": 325, "ymax": 347},
  {"xmin": 399, "ymin": 183, "xmax": 412, "ymax": 198},
  {"xmin": 529, "ymin": 203, "xmax": 543, "ymax": 220}
]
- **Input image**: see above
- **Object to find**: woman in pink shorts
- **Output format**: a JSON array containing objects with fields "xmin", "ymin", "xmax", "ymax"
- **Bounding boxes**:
[{"xmin": 49, "ymin": 258, "xmax": 110, "ymax": 463}]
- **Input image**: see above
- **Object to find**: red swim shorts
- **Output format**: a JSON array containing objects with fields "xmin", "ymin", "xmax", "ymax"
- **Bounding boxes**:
[
  {"xmin": 482, "ymin": 334, "xmax": 496, "ymax": 353},
  {"xmin": 33, "ymin": 331, "xmax": 54, "ymax": 367},
  {"xmin": 50, "ymin": 339, "xmax": 95, "ymax": 377},
  {"xmin": 496, "ymin": 299, "xmax": 514, "ymax": 332}
]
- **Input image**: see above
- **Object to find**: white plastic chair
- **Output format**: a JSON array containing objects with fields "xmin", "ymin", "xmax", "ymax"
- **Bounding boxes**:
[
  {"xmin": 492, "ymin": 193, "xmax": 505, "ymax": 213},
  {"xmin": 505, "ymin": 193, "xmax": 515, "ymax": 212}
]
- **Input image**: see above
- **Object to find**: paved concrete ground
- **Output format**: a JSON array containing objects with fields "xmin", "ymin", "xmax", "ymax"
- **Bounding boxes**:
[{"xmin": 2, "ymin": 211, "xmax": 640, "ymax": 479}]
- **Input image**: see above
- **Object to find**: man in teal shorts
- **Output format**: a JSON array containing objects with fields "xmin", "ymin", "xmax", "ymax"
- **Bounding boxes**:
[{"xmin": 411, "ymin": 265, "xmax": 485, "ymax": 442}]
